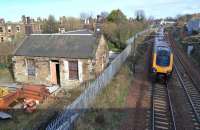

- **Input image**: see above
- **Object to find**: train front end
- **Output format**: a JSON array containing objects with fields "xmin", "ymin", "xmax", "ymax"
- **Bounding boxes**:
[{"xmin": 151, "ymin": 45, "xmax": 173, "ymax": 82}]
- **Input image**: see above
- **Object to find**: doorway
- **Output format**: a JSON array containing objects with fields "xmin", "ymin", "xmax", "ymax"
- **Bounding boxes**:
[
  {"xmin": 50, "ymin": 60, "xmax": 60, "ymax": 85},
  {"xmin": 56, "ymin": 64, "xmax": 60, "ymax": 85}
]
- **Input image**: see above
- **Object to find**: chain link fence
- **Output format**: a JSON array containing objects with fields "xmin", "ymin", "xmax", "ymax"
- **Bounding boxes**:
[{"xmin": 46, "ymin": 29, "xmax": 150, "ymax": 130}]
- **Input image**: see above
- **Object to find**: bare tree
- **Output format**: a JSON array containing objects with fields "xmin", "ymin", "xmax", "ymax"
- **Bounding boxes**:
[
  {"xmin": 59, "ymin": 16, "xmax": 82, "ymax": 31},
  {"xmin": 42, "ymin": 15, "xmax": 59, "ymax": 33},
  {"xmin": 100, "ymin": 11, "xmax": 109, "ymax": 18},
  {"xmin": 135, "ymin": 10, "xmax": 146, "ymax": 21},
  {"xmin": 80, "ymin": 12, "xmax": 91, "ymax": 20}
]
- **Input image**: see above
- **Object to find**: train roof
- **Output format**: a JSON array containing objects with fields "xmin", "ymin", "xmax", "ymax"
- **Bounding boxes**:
[
  {"xmin": 155, "ymin": 41, "xmax": 170, "ymax": 48},
  {"xmin": 154, "ymin": 27, "xmax": 170, "ymax": 48},
  {"xmin": 154, "ymin": 37, "xmax": 171, "ymax": 51}
]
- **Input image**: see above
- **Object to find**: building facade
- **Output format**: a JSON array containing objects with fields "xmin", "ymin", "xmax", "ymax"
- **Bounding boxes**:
[
  {"xmin": 187, "ymin": 19, "xmax": 200, "ymax": 34},
  {"xmin": 13, "ymin": 30, "xmax": 108, "ymax": 89},
  {"xmin": 0, "ymin": 16, "xmax": 42, "ymax": 43}
]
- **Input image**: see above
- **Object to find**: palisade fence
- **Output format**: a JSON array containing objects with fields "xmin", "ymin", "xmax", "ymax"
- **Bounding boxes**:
[{"xmin": 46, "ymin": 29, "xmax": 151, "ymax": 130}]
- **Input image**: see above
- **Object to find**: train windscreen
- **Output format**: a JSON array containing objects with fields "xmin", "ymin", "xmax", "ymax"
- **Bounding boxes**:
[{"xmin": 156, "ymin": 47, "xmax": 170, "ymax": 67}]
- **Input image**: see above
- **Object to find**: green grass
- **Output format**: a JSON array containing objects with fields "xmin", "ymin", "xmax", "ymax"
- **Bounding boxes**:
[
  {"xmin": 75, "ymin": 64, "xmax": 133, "ymax": 130},
  {"xmin": 108, "ymin": 41, "xmax": 122, "ymax": 52}
]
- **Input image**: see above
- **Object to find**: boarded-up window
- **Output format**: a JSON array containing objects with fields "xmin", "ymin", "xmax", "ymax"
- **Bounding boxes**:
[
  {"xmin": 27, "ymin": 59, "xmax": 35, "ymax": 76},
  {"xmin": 69, "ymin": 61, "xmax": 79, "ymax": 80}
]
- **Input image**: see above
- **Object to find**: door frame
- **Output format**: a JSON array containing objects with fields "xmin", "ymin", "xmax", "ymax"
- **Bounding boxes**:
[{"xmin": 50, "ymin": 60, "xmax": 60, "ymax": 85}]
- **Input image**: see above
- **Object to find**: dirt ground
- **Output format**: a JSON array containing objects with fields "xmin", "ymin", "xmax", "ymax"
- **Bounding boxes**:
[
  {"xmin": 120, "ymin": 40, "xmax": 151, "ymax": 130},
  {"xmin": 168, "ymin": 73, "xmax": 195, "ymax": 130}
]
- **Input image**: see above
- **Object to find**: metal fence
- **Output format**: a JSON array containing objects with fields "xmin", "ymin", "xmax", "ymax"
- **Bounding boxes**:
[{"xmin": 46, "ymin": 29, "xmax": 150, "ymax": 130}]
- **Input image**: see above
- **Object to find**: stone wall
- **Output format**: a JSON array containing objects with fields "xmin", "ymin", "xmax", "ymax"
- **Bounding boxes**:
[
  {"xmin": 59, "ymin": 59, "xmax": 92, "ymax": 88},
  {"xmin": 13, "ymin": 56, "xmax": 51, "ymax": 85},
  {"xmin": 12, "ymin": 34, "xmax": 109, "ymax": 89},
  {"xmin": 13, "ymin": 56, "xmax": 93, "ymax": 89}
]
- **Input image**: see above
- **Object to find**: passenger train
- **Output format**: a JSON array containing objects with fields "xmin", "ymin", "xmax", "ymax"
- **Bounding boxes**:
[{"xmin": 151, "ymin": 28, "xmax": 174, "ymax": 82}]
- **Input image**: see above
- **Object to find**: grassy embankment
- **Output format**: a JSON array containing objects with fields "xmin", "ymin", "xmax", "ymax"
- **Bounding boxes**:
[
  {"xmin": 75, "ymin": 32, "xmax": 149, "ymax": 130},
  {"xmin": 75, "ymin": 62, "xmax": 132, "ymax": 130}
]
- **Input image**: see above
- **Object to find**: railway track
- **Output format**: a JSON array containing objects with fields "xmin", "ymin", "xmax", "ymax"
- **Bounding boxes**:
[
  {"xmin": 151, "ymin": 83, "xmax": 176, "ymax": 130},
  {"xmin": 174, "ymin": 54, "xmax": 200, "ymax": 129},
  {"xmin": 168, "ymin": 32, "xmax": 200, "ymax": 128}
]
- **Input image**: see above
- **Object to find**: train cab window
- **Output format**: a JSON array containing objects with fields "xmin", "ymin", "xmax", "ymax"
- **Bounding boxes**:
[{"xmin": 156, "ymin": 48, "xmax": 170, "ymax": 67}]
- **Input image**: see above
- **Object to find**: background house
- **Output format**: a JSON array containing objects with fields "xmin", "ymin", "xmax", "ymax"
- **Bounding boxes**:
[
  {"xmin": 187, "ymin": 19, "xmax": 200, "ymax": 35},
  {"xmin": 12, "ymin": 29, "xmax": 108, "ymax": 88},
  {"xmin": 0, "ymin": 16, "xmax": 42, "ymax": 43}
]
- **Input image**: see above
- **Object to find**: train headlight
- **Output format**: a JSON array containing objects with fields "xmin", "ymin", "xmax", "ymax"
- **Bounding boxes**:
[{"xmin": 152, "ymin": 68, "xmax": 157, "ymax": 73}]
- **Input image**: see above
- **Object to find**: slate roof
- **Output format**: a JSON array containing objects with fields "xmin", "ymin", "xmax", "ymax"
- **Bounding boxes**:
[{"xmin": 14, "ymin": 30, "xmax": 99, "ymax": 59}]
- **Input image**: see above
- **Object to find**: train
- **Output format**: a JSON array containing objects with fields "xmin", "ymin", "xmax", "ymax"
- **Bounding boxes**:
[{"xmin": 150, "ymin": 28, "xmax": 174, "ymax": 82}]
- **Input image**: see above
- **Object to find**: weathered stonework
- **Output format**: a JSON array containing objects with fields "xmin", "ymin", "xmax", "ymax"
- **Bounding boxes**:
[
  {"xmin": 13, "ymin": 34, "xmax": 109, "ymax": 89},
  {"xmin": 13, "ymin": 56, "xmax": 104, "ymax": 89},
  {"xmin": 13, "ymin": 56, "xmax": 51, "ymax": 85},
  {"xmin": 94, "ymin": 35, "xmax": 109, "ymax": 75}
]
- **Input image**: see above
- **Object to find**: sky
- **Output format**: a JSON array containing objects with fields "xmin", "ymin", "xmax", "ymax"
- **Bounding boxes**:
[{"xmin": 0, "ymin": 0, "xmax": 200, "ymax": 22}]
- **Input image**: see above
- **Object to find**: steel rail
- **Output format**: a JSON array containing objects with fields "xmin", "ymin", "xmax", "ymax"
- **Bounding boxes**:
[
  {"xmin": 165, "ymin": 83, "xmax": 177, "ymax": 130},
  {"xmin": 151, "ymin": 83, "xmax": 177, "ymax": 130},
  {"xmin": 168, "ymin": 33, "xmax": 200, "ymax": 93},
  {"xmin": 174, "ymin": 64, "xmax": 200, "ymax": 123}
]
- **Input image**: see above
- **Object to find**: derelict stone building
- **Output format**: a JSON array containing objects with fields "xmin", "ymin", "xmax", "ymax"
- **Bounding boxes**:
[{"xmin": 13, "ymin": 30, "xmax": 108, "ymax": 88}]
